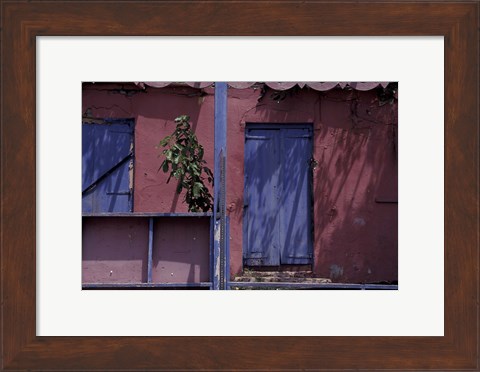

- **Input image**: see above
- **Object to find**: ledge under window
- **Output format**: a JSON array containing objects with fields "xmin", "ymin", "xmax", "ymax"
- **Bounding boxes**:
[{"xmin": 82, "ymin": 212, "xmax": 213, "ymax": 217}]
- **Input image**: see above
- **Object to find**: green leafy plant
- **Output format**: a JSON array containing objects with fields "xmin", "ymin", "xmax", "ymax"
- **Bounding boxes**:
[{"xmin": 157, "ymin": 115, "xmax": 214, "ymax": 212}]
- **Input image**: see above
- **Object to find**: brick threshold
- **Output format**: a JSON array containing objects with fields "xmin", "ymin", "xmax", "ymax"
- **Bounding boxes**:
[{"xmin": 234, "ymin": 270, "xmax": 332, "ymax": 283}]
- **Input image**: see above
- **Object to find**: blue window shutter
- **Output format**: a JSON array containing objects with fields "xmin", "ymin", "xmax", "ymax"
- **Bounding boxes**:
[{"xmin": 82, "ymin": 119, "xmax": 134, "ymax": 213}]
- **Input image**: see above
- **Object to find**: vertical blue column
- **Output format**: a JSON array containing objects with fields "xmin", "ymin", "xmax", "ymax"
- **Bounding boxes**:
[
  {"xmin": 213, "ymin": 82, "xmax": 227, "ymax": 290},
  {"xmin": 225, "ymin": 216, "xmax": 230, "ymax": 290},
  {"xmin": 147, "ymin": 217, "xmax": 153, "ymax": 283}
]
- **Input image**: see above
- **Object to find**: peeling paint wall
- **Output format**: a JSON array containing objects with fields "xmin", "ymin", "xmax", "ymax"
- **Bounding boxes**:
[{"xmin": 83, "ymin": 83, "xmax": 398, "ymax": 284}]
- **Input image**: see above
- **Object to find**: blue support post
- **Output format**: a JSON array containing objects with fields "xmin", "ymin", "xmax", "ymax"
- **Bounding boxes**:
[
  {"xmin": 213, "ymin": 82, "xmax": 227, "ymax": 290},
  {"xmin": 147, "ymin": 217, "xmax": 153, "ymax": 283},
  {"xmin": 226, "ymin": 216, "xmax": 230, "ymax": 290}
]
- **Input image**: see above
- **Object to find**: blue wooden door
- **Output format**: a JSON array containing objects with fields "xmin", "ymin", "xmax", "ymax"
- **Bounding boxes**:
[
  {"xmin": 82, "ymin": 119, "xmax": 134, "ymax": 213},
  {"xmin": 243, "ymin": 125, "xmax": 312, "ymax": 266},
  {"xmin": 243, "ymin": 128, "xmax": 281, "ymax": 266}
]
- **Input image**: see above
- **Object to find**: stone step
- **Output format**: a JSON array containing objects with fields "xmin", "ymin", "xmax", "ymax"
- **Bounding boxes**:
[
  {"xmin": 241, "ymin": 270, "xmax": 316, "ymax": 278},
  {"xmin": 233, "ymin": 276, "xmax": 332, "ymax": 283}
]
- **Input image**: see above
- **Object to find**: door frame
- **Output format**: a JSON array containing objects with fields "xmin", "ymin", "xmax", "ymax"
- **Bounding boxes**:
[{"xmin": 242, "ymin": 122, "xmax": 314, "ymax": 269}]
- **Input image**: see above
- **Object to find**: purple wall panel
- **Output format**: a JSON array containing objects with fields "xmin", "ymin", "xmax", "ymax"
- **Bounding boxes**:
[
  {"xmin": 82, "ymin": 217, "xmax": 148, "ymax": 283},
  {"xmin": 151, "ymin": 217, "xmax": 210, "ymax": 283}
]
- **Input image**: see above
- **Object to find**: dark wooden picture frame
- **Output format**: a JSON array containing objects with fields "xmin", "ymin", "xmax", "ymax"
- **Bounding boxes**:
[{"xmin": 1, "ymin": 1, "xmax": 478, "ymax": 370}]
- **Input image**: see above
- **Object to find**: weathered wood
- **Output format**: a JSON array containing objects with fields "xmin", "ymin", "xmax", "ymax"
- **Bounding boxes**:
[
  {"xmin": 82, "ymin": 212, "xmax": 212, "ymax": 217},
  {"xmin": 82, "ymin": 119, "xmax": 134, "ymax": 213},
  {"xmin": 83, "ymin": 282, "xmax": 212, "ymax": 289},
  {"xmin": 147, "ymin": 217, "xmax": 153, "ymax": 283},
  {"xmin": 243, "ymin": 125, "xmax": 313, "ymax": 266}
]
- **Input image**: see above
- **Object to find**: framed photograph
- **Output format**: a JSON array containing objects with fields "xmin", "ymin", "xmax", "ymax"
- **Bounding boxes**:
[
  {"xmin": 1, "ymin": 1, "xmax": 478, "ymax": 370},
  {"xmin": 80, "ymin": 81, "xmax": 398, "ymax": 291}
]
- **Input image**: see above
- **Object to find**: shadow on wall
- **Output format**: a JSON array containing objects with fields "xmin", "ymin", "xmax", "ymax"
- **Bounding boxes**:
[
  {"xmin": 132, "ymin": 87, "xmax": 209, "ymax": 213},
  {"xmin": 231, "ymin": 87, "xmax": 398, "ymax": 283},
  {"xmin": 227, "ymin": 87, "xmax": 321, "ymax": 229},
  {"xmin": 314, "ymin": 90, "xmax": 398, "ymax": 283}
]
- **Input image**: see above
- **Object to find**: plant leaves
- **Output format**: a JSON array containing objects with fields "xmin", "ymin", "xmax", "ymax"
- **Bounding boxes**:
[
  {"xmin": 159, "ymin": 136, "xmax": 171, "ymax": 147},
  {"xmin": 158, "ymin": 115, "xmax": 214, "ymax": 211},
  {"xmin": 160, "ymin": 160, "xmax": 169, "ymax": 173},
  {"xmin": 192, "ymin": 182, "xmax": 203, "ymax": 197}
]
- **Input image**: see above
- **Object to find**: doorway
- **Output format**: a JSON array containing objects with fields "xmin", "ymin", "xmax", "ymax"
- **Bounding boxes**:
[{"xmin": 243, "ymin": 124, "xmax": 313, "ymax": 267}]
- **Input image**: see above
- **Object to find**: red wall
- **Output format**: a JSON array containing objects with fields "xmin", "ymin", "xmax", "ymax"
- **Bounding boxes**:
[{"xmin": 83, "ymin": 83, "xmax": 398, "ymax": 283}]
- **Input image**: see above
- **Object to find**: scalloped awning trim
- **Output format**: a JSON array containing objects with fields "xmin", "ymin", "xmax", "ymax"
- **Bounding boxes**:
[{"xmin": 135, "ymin": 82, "xmax": 392, "ymax": 91}]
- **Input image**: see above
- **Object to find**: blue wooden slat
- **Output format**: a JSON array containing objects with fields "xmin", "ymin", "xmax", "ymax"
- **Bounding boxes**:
[
  {"xmin": 82, "ymin": 212, "xmax": 212, "ymax": 217},
  {"xmin": 280, "ymin": 127, "xmax": 313, "ymax": 264},
  {"xmin": 90, "ymin": 122, "xmax": 132, "ymax": 180},
  {"xmin": 82, "ymin": 151, "xmax": 132, "ymax": 193},
  {"xmin": 82, "ymin": 125, "xmax": 95, "ymax": 212},
  {"xmin": 209, "ymin": 215, "xmax": 214, "ymax": 285},
  {"xmin": 243, "ymin": 128, "xmax": 281, "ymax": 266},
  {"xmin": 82, "ymin": 125, "xmax": 96, "ymax": 191},
  {"xmin": 147, "ymin": 217, "xmax": 154, "ymax": 283},
  {"xmin": 226, "ymin": 216, "xmax": 230, "ymax": 289},
  {"xmin": 83, "ymin": 161, "xmax": 131, "ymax": 213},
  {"xmin": 83, "ymin": 282, "xmax": 213, "ymax": 289}
]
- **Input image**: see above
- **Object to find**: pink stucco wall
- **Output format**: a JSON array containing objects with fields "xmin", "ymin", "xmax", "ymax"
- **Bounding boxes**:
[
  {"xmin": 83, "ymin": 217, "xmax": 149, "ymax": 283},
  {"xmin": 83, "ymin": 83, "xmax": 398, "ymax": 283}
]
